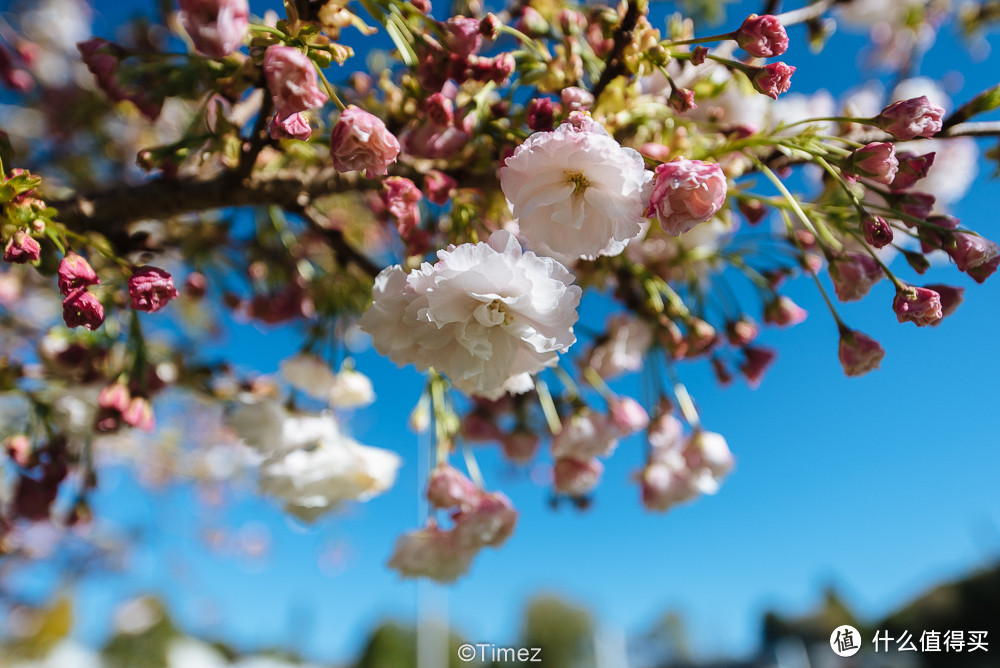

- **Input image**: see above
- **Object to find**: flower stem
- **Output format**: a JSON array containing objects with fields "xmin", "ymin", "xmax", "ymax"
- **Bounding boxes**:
[{"xmin": 314, "ymin": 65, "xmax": 347, "ymax": 111}]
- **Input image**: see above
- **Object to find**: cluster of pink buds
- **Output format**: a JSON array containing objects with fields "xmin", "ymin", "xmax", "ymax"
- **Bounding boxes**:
[
  {"xmin": 415, "ymin": 14, "xmax": 512, "ymax": 91},
  {"xmin": 58, "ymin": 252, "xmax": 104, "ymax": 331},
  {"xmin": 77, "ymin": 39, "xmax": 162, "ymax": 119},
  {"xmin": 638, "ymin": 413, "xmax": 734, "ymax": 513},
  {"xmin": 388, "ymin": 465, "xmax": 517, "ymax": 582},
  {"xmin": 95, "ymin": 382, "xmax": 156, "ymax": 433},
  {"xmin": 551, "ymin": 398, "xmax": 650, "ymax": 499},
  {"xmin": 263, "ymin": 46, "xmax": 328, "ymax": 141},
  {"xmin": 382, "ymin": 177, "xmax": 430, "ymax": 255}
]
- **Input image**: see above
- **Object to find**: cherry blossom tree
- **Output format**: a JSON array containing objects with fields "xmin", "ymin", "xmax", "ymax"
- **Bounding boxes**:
[{"xmin": 1, "ymin": 0, "xmax": 999, "ymax": 585}]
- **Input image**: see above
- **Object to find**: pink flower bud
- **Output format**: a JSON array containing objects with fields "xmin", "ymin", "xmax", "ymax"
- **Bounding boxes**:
[
  {"xmin": 263, "ymin": 45, "xmax": 327, "ymax": 124},
  {"xmin": 501, "ymin": 429, "xmax": 540, "ymax": 463},
  {"xmin": 838, "ymin": 330, "xmax": 885, "ymax": 377},
  {"xmin": 923, "ymin": 284, "xmax": 964, "ymax": 320},
  {"xmin": 899, "ymin": 192, "xmax": 935, "ymax": 220},
  {"xmin": 62, "ymin": 289, "xmax": 105, "ymax": 331},
  {"xmin": 553, "ymin": 457, "xmax": 603, "ymax": 497},
  {"xmin": 830, "ymin": 252, "xmax": 882, "ymax": 302},
  {"xmin": 877, "ymin": 96, "xmax": 944, "ymax": 140},
  {"xmin": 268, "ymin": 112, "xmax": 312, "ymax": 140},
  {"xmin": 480, "ymin": 53, "xmax": 514, "ymax": 85},
  {"xmin": 862, "ymin": 214, "xmax": 893, "ymax": 249},
  {"xmin": 668, "ymin": 86, "xmax": 697, "ymax": 113},
  {"xmin": 4, "ymin": 435, "xmax": 32, "ymax": 467},
  {"xmin": 648, "ymin": 413, "xmax": 684, "ymax": 454},
  {"xmin": 3, "ymin": 229, "xmax": 41, "ymax": 264},
  {"xmin": 893, "ymin": 285, "xmax": 942, "ymax": 327},
  {"xmin": 452, "ymin": 491, "xmax": 517, "ymax": 548},
  {"xmin": 123, "ymin": 396, "xmax": 156, "ymax": 432},
  {"xmin": 763, "ymin": 296, "xmax": 807, "ymax": 327},
  {"xmin": 58, "ymin": 252, "xmax": 99, "ymax": 295},
  {"xmin": 640, "ymin": 461, "xmax": 698, "ymax": 512},
  {"xmin": 387, "ymin": 525, "xmax": 477, "ymax": 583},
  {"xmin": 527, "ymin": 97, "xmax": 556, "ymax": 131},
  {"xmin": 178, "ymin": 0, "xmax": 249, "ymax": 59},
  {"xmin": 446, "ymin": 17, "xmax": 482, "ymax": 58},
  {"xmin": 918, "ymin": 214, "xmax": 958, "ymax": 251},
  {"xmin": 739, "ymin": 346, "xmax": 776, "ymax": 389},
  {"xmin": 425, "ymin": 92, "xmax": 454, "ymax": 127},
  {"xmin": 98, "ymin": 382, "xmax": 132, "ymax": 413},
  {"xmin": 687, "ymin": 430, "xmax": 734, "ymax": 480},
  {"xmin": 423, "ymin": 169, "xmax": 457, "ymax": 205},
  {"xmin": 890, "ymin": 152, "xmax": 935, "ymax": 192},
  {"xmin": 736, "ymin": 14, "xmax": 789, "ymax": 58},
  {"xmin": 516, "ymin": 7, "xmax": 548, "ymax": 36},
  {"xmin": 849, "ymin": 142, "xmax": 898, "ymax": 185},
  {"xmin": 725, "ymin": 318, "xmax": 758, "ymax": 346},
  {"xmin": 551, "ymin": 411, "xmax": 619, "ymax": 460},
  {"xmin": 383, "ymin": 176, "xmax": 423, "ymax": 229},
  {"xmin": 691, "ymin": 46, "xmax": 708, "ymax": 65},
  {"xmin": 967, "ymin": 256, "xmax": 999, "ymax": 284},
  {"xmin": 1, "ymin": 44, "xmax": 33, "ymax": 92},
  {"xmin": 751, "ymin": 62, "xmax": 794, "ymax": 99},
  {"xmin": 426, "ymin": 465, "xmax": 479, "ymax": 510},
  {"xmin": 129, "ymin": 266, "xmax": 179, "ymax": 313},
  {"xmin": 608, "ymin": 397, "xmax": 649, "ymax": 435},
  {"xmin": 711, "ymin": 356, "xmax": 733, "ymax": 386},
  {"xmin": 479, "ymin": 14, "xmax": 501, "ymax": 40},
  {"xmin": 330, "ymin": 106, "xmax": 401, "ymax": 178},
  {"xmin": 645, "ymin": 159, "xmax": 728, "ymax": 236},
  {"xmin": 558, "ymin": 9, "xmax": 587, "ymax": 34},
  {"xmin": 409, "ymin": 0, "xmax": 431, "ymax": 13},
  {"xmin": 948, "ymin": 232, "xmax": 999, "ymax": 274},
  {"xmin": 561, "ymin": 86, "xmax": 594, "ymax": 112}
]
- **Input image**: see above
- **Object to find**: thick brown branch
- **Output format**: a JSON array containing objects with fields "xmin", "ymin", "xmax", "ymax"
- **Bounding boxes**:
[
  {"xmin": 48, "ymin": 167, "xmax": 385, "ymax": 276},
  {"xmin": 590, "ymin": 0, "xmax": 642, "ymax": 105}
]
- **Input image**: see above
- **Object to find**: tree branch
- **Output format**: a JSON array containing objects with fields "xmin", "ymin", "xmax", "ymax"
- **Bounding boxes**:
[
  {"xmin": 48, "ymin": 167, "xmax": 386, "ymax": 277},
  {"xmin": 590, "ymin": 0, "xmax": 642, "ymax": 105}
]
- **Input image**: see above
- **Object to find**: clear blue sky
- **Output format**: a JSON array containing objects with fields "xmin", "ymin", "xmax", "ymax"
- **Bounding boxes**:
[{"xmin": 7, "ymin": 0, "xmax": 1000, "ymax": 663}]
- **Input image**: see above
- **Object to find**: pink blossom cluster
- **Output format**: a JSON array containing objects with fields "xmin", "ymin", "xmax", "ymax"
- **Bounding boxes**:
[
  {"xmin": 58, "ymin": 252, "xmax": 104, "ymax": 331},
  {"xmin": 638, "ymin": 413, "xmax": 734, "ymax": 513},
  {"xmin": 263, "ymin": 46, "xmax": 328, "ymax": 141},
  {"xmin": 551, "ymin": 399, "xmax": 650, "ymax": 497},
  {"xmin": 388, "ymin": 465, "xmax": 517, "ymax": 582}
]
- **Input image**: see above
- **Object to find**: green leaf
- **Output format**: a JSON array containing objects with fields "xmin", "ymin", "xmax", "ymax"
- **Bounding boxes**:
[{"xmin": 943, "ymin": 83, "xmax": 1000, "ymax": 129}]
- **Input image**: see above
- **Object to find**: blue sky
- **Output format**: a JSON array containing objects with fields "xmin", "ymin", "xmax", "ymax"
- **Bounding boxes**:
[{"xmin": 7, "ymin": 0, "xmax": 1000, "ymax": 663}]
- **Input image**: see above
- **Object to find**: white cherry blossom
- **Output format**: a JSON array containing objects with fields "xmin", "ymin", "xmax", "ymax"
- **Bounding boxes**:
[{"xmin": 499, "ymin": 119, "xmax": 652, "ymax": 262}]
